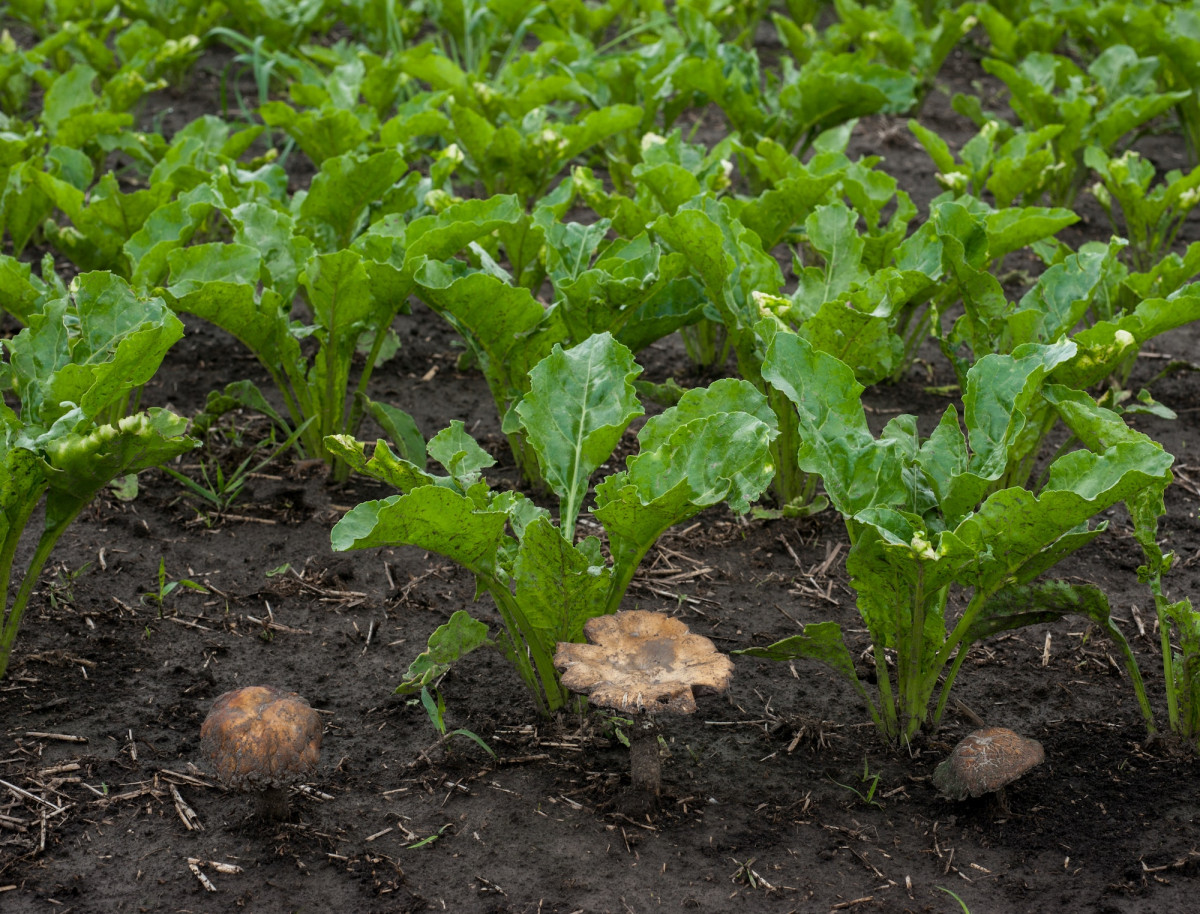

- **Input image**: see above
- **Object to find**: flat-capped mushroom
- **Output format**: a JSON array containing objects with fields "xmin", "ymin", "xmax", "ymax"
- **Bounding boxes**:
[
  {"xmin": 933, "ymin": 726, "xmax": 1044, "ymax": 807},
  {"xmin": 201, "ymin": 685, "xmax": 323, "ymax": 820},
  {"xmin": 554, "ymin": 610, "xmax": 733, "ymax": 797}
]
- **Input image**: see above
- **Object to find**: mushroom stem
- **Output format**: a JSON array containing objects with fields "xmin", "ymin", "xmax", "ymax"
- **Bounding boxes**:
[
  {"xmin": 628, "ymin": 719, "xmax": 661, "ymax": 795},
  {"xmin": 257, "ymin": 786, "xmax": 290, "ymax": 821}
]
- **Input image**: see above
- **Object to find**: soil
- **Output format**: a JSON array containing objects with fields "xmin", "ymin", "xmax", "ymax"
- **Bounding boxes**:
[{"xmin": 3, "ymin": 32, "xmax": 1200, "ymax": 914}]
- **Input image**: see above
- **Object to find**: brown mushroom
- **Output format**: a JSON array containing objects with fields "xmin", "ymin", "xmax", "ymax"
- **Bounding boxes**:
[
  {"xmin": 932, "ymin": 726, "xmax": 1044, "ymax": 807},
  {"xmin": 553, "ymin": 610, "xmax": 734, "ymax": 797},
  {"xmin": 200, "ymin": 685, "xmax": 323, "ymax": 820}
]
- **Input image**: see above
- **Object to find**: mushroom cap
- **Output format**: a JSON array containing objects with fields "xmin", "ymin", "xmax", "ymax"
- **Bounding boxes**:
[
  {"xmin": 553, "ymin": 610, "xmax": 734, "ymax": 714},
  {"xmin": 200, "ymin": 686, "xmax": 322, "ymax": 789},
  {"xmin": 932, "ymin": 726, "xmax": 1044, "ymax": 800}
]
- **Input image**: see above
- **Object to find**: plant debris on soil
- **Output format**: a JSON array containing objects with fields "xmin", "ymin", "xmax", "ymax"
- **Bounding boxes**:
[{"xmin": 3, "ymin": 44, "xmax": 1200, "ymax": 914}]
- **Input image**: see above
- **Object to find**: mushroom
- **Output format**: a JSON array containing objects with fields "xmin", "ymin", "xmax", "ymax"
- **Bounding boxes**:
[
  {"xmin": 932, "ymin": 726, "xmax": 1044, "ymax": 809},
  {"xmin": 200, "ymin": 685, "xmax": 323, "ymax": 820},
  {"xmin": 553, "ymin": 610, "xmax": 733, "ymax": 797}
]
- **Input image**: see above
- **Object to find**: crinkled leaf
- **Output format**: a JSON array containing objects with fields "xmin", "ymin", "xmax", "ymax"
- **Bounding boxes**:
[
  {"xmin": 794, "ymin": 203, "xmax": 869, "ymax": 308},
  {"xmin": 949, "ymin": 442, "xmax": 1173, "ymax": 596},
  {"xmin": 260, "ymin": 101, "xmax": 371, "ymax": 165},
  {"xmin": 0, "ymin": 444, "xmax": 47, "ymax": 551},
  {"xmin": 638, "ymin": 379, "xmax": 776, "ymax": 452},
  {"xmin": 847, "ymin": 521, "xmax": 950, "ymax": 658},
  {"xmin": 415, "ymin": 261, "xmax": 568, "ymax": 417},
  {"xmin": 512, "ymin": 516, "xmax": 612, "ymax": 646},
  {"xmin": 323, "ymin": 435, "xmax": 437, "ymax": 493},
  {"xmin": 9, "ymin": 273, "xmax": 184, "ymax": 426},
  {"xmin": 1056, "ymin": 291, "xmax": 1200, "ymax": 389},
  {"xmin": 299, "ymin": 149, "xmax": 406, "ymax": 250},
  {"xmin": 984, "ymin": 207, "xmax": 1078, "ymax": 260},
  {"xmin": 426, "ymin": 420, "xmax": 495, "ymax": 487},
  {"xmin": 653, "ymin": 198, "xmax": 783, "ymax": 347},
  {"xmin": 42, "ymin": 408, "xmax": 195, "ymax": 529},
  {"xmin": 230, "ymin": 202, "xmax": 315, "ymax": 303},
  {"xmin": 330, "ymin": 485, "xmax": 511, "ymax": 577},
  {"xmin": 124, "ymin": 183, "xmax": 221, "ymax": 289},
  {"xmin": 939, "ymin": 341, "xmax": 1076, "ymax": 518},
  {"xmin": 166, "ymin": 247, "xmax": 302, "ymax": 374},
  {"xmin": 0, "ymin": 254, "xmax": 50, "ymax": 325},
  {"xmin": 403, "ymin": 195, "xmax": 524, "ymax": 267},
  {"xmin": 626, "ymin": 411, "xmax": 776, "ymax": 514}
]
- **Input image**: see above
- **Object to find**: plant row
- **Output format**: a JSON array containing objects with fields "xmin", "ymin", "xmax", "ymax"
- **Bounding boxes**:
[{"xmin": 1, "ymin": 0, "xmax": 1199, "ymax": 758}]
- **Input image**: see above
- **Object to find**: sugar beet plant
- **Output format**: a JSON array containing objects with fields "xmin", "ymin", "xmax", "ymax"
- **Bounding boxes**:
[
  {"xmin": 737, "ymin": 330, "xmax": 1172, "ymax": 744},
  {"xmin": 160, "ymin": 185, "xmax": 525, "ymax": 480},
  {"xmin": 327, "ymin": 332, "xmax": 778, "ymax": 715},
  {"xmin": 0, "ymin": 273, "xmax": 196, "ymax": 679}
]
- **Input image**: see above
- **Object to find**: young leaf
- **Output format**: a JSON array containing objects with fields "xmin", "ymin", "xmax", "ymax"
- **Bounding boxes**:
[
  {"xmin": 515, "ymin": 333, "xmax": 643, "ymax": 539},
  {"xmin": 396, "ymin": 610, "xmax": 492, "ymax": 694}
]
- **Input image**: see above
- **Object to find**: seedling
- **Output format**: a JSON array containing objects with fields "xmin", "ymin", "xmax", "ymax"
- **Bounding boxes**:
[
  {"xmin": 141, "ymin": 557, "xmax": 208, "ymax": 618},
  {"xmin": 936, "ymin": 886, "xmax": 973, "ymax": 914},
  {"xmin": 411, "ymin": 686, "xmax": 495, "ymax": 761},
  {"xmin": 829, "ymin": 758, "xmax": 884, "ymax": 809},
  {"xmin": 163, "ymin": 410, "xmax": 313, "ymax": 514},
  {"xmin": 46, "ymin": 562, "xmax": 92, "ymax": 612}
]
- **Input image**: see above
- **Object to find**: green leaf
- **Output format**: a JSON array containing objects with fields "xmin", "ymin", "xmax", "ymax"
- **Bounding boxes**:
[
  {"xmin": 0, "ymin": 444, "xmax": 48, "ymax": 553},
  {"xmin": 594, "ymin": 402, "xmax": 777, "ymax": 589},
  {"xmin": 9, "ymin": 273, "xmax": 185, "ymax": 426},
  {"xmin": 627, "ymin": 411, "xmax": 777, "ymax": 514},
  {"xmin": 260, "ymin": 101, "xmax": 371, "ymax": 165},
  {"xmin": 1057, "ymin": 291, "xmax": 1200, "ymax": 389},
  {"xmin": 124, "ymin": 183, "xmax": 222, "ymax": 289},
  {"xmin": 761, "ymin": 330, "xmax": 905, "ymax": 516},
  {"xmin": 733, "ymin": 621, "xmax": 870, "ymax": 701},
  {"xmin": 512, "ymin": 516, "xmax": 612, "ymax": 646},
  {"xmin": 940, "ymin": 340, "xmax": 1076, "ymax": 516},
  {"xmin": 395, "ymin": 610, "xmax": 491, "ymax": 693},
  {"xmin": 363, "ymin": 397, "xmax": 425, "ymax": 470},
  {"xmin": 166, "ymin": 246, "xmax": 302, "ymax": 375},
  {"xmin": 330, "ymin": 485, "xmax": 511, "ymax": 577},
  {"xmin": 230, "ymin": 202, "xmax": 315, "ymax": 303},
  {"xmin": 415, "ymin": 261, "xmax": 568, "ymax": 429},
  {"xmin": 403, "ymin": 194, "xmax": 524, "ymax": 266},
  {"xmin": 426, "ymin": 420, "xmax": 495, "ymax": 487},
  {"xmin": 3, "ymin": 160, "xmax": 53, "ymax": 256},
  {"xmin": 0, "ymin": 254, "xmax": 51, "ymax": 325},
  {"xmin": 964, "ymin": 580, "xmax": 1112, "ymax": 643},
  {"xmin": 515, "ymin": 333, "xmax": 643, "ymax": 537},
  {"xmin": 949, "ymin": 442, "xmax": 1172, "ymax": 597},
  {"xmin": 653, "ymin": 199, "xmax": 783, "ymax": 340},
  {"xmin": 984, "ymin": 207, "xmax": 1078, "ymax": 260},
  {"xmin": 794, "ymin": 203, "xmax": 869, "ymax": 307},
  {"xmin": 299, "ymin": 149, "xmax": 406, "ymax": 249},
  {"xmin": 43, "ymin": 409, "xmax": 195, "ymax": 528},
  {"xmin": 323, "ymin": 436, "xmax": 436, "ymax": 494},
  {"xmin": 638, "ymin": 379, "xmax": 776, "ymax": 451}
]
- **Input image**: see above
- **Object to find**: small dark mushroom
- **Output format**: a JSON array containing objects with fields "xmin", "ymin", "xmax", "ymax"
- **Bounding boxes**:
[
  {"xmin": 554, "ymin": 610, "xmax": 733, "ymax": 797},
  {"xmin": 933, "ymin": 726, "xmax": 1044, "ymax": 808},
  {"xmin": 201, "ymin": 685, "xmax": 322, "ymax": 820}
]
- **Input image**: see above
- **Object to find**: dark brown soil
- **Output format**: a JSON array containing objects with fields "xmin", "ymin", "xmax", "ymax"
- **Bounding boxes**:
[{"xmin": 3, "ymin": 39, "xmax": 1200, "ymax": 914}]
